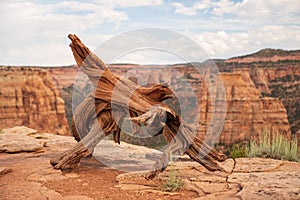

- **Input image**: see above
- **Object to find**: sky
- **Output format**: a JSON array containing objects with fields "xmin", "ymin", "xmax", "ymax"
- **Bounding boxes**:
[{"xmin": 0, "ymin": 0, "xmax": 299, "ymax": 65}]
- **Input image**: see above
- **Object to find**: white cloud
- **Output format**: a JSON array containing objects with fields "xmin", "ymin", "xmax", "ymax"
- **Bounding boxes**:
[
  {"xmin": 170, "ymin": 0, "xmax": 300, "ymax": 60},
  {"xmin": 112, "ymin": 49, "xmax": 184, "ymax": 65},
  {"xmin": 186, "ymin": 25, "xmax": 300, "ymax": 58},
  {"xmin": 0, "ymin": 1, "xmax": 128, "ymax": 65},
  {"xmin": 211, "ymin": 0, "xmax": 237, "ymax": 17},
  {"xmin": 93, "ymin": 0, "xmax": 163, "ymax": 8},
  {"xmin": 171, "ymin": 0, "xmax": 300, "ymax": 23},
  {"xmin": 171, "ymin": 2, "xmax": 198, "ymax": 16},
  {"xmin": 0, "ymin": 0, "xmax": 298, "ymax": 66},
  {"xmin": 212, "ymin": 0, "xmax": 300, "ymax": 21},
  {"xmin": 193, "ymin": 0, "xmax": 213, "ymax": 10}
]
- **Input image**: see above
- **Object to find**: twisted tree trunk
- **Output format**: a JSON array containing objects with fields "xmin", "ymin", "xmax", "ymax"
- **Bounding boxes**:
[{"xmin": 50, "ymin": 34, "xmax": 226, "ymax": 178}]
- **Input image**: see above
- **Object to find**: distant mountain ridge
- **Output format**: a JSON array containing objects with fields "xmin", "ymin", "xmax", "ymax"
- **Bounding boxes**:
[
  {"xmin": 237, "ymin": 48, "xmax": 300, "ymax": 58},
  {"xmin": 225, "ymin": 48, "xmax": 300, "ymax": 63}
]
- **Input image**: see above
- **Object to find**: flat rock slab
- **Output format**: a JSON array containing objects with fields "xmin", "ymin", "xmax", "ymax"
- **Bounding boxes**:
[
  {"xmin": 1, "ymin": 126, "xmax": 37, "ymax": 135},
  {"xmin": 0, "ymin": 127, "xmax": 76, "ymax": 153},
  {"xmin": 0, "ymin": 132, "xmax": 44, "ymax": 153},
  {"xmin": 116, "ymin": 157, "xmax": 300, "ymax": 200},
  {"xmin": 0, "ymin": 126, "xmax": 42, "ymax": 153},
  {"xmin": 1, "ymin": 126, "xmax": 300, "ymax": 200},
  {"xmin": 0, "ymin": 126, "xmax": 197, "ymax": 200},
  {"xmin": 93, "ymin": 140, "xmax": 163, "ymax": 172},
  {"xmin": 230, "ymin": 170, "xmax": 300, "ymax": 200},
  {"xmin": 0, "ymin": 129, "xmax": 91, "ymax": 200},
  {"xmin": 234, "ymin": 157, "xmax": 283, "ymax": 172}
]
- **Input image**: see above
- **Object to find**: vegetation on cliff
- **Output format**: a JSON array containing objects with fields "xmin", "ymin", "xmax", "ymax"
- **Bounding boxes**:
[{"xmin": 268, "ymin": 75, "xmax": 300, "ymax": 134}]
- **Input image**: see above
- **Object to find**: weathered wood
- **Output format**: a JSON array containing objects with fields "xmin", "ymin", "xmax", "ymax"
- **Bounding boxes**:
[{"xmin": 50, "ymin": 34, "xmax": 226, "ymax": 178}]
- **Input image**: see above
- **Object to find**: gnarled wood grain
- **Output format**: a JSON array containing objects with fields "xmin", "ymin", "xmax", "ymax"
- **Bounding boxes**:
[{"xmin": 50, "ymin": 34, "xmax": 226, "ymax": 178}]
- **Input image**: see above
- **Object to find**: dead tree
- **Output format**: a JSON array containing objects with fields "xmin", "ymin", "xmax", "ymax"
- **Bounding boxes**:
[{"xmin": 50, "ymin": 34, "xmax": 226, "ymax": 179}]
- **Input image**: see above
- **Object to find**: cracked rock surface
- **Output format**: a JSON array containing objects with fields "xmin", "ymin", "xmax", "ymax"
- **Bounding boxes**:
[
  {"xmin": 1, "ymin": 126, "xmax": 300, "ymax": 200},
  {"xmin": 116, "ymin": 158, "xmax": 300, "ymax": 200}
]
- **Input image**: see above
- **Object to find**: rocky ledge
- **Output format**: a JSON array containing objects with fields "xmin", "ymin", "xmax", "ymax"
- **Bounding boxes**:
[
  {"xmin": 0, "ymin": 126, "xmax": 299, "ymax": 200},
  {"xmin": 117, "ymin": 158, "xmax": 300, "ymax": 200}
]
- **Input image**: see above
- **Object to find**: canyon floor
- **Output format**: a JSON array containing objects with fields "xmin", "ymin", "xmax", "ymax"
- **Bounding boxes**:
[{"xmin": 0, "ymin": 126, "xmax": 300, "ymax": 200}]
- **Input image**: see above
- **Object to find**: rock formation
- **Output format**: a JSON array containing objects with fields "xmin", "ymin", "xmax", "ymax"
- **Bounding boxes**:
[
  {"xmin": 117, "ymin": 65, "xmax": 291, "ymax": 145},
  {"xmin": 44, "ymin": 61, "xmax": 293, "ymax": 146},
  {"xmin": 0, "ymin": 67, "xmax": 69, "ymax": 135},
  {"xmin": 222, "ymin": 49, "xmax": 300, "ymax": 136},
  {"xmin": 1, "ymin": 48, "xmax": 298, "ymax": 144},
  {"xmin": 45, "ymin": 66, "xmax": 78, "ymax": 90},
  {"xmin": 194, "ymin": 70, "xmax": 290, "ymax": 145},
  {"xmin": 1, "ymin": 126, "xmax": 299, "ymax": 200},
  {"xmin": 117, "ymin": 157, "xmax": 300, "ymax": 200}
]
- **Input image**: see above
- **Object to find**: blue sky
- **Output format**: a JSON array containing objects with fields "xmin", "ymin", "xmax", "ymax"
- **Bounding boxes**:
[{"xmin": 0, "ymin": 0, "xmax": 299, "ymax": 65}]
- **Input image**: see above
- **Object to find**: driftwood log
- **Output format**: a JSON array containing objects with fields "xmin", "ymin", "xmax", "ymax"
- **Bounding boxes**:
[{"xmin": 50, "ymin": 34, "xmax": 226, "ymax": 179}]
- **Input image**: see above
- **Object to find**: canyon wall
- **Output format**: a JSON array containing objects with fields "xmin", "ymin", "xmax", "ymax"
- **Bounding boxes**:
[
  {"xmin": 1, "ymin": 48, "xmax": 298, "ymax": 145},
  {"xmin": 222, "ymin": 50, "xmax": 300, "ymax": 138},
  {"xmin": 0, "ymin": 67, "xmax": 69, "ymax": 135},
  {"xmin": 45, "ymin": 66, "xmax": 78, "ymax": 90},
  {"xmin": 128, "ymin": 66, "xmax": 291, "ymax": 145},
  {"xmin": 205, "ymin": 71, "xmax": 290, "ymax": 144},
  {"xmin": 44, "ymin": 63, "xmax": 291, "ymax": 145}
]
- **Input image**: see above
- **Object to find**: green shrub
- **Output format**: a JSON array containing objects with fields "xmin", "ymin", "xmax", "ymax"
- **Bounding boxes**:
[
  {"xmin": 246, "ymin": 127, "xmax": 299, "ymax": 162},
  {"xmin": 230, "ymin": 144, "xmax": 247, "ymax": 159},
  {"xmin": 161, "ymin": 154, "xmax": 183, "ymax": 192}
]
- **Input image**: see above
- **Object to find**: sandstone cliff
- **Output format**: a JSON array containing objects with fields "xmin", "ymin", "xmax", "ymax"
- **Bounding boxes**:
[
  {"xmin": 222, "ymin": 49, "xmax": 300, "ymax": 136},
  {"xmin": 44, "ymin": 64, "xmax": 291, "ymax": 146},
  {"xmin": 182, "ymin": 68, "xmax": 290, "ymax": 145},
  {"xmin": 45, "ymin": 66, "xmax": 78, "ymax": 90},
  {"xmin": 0, "ymin": 67, "xmax": 69, "ymax": 135},
  {"xmin": 3, "ymin": 48, "xmax": 297, "ymax": 145}
]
